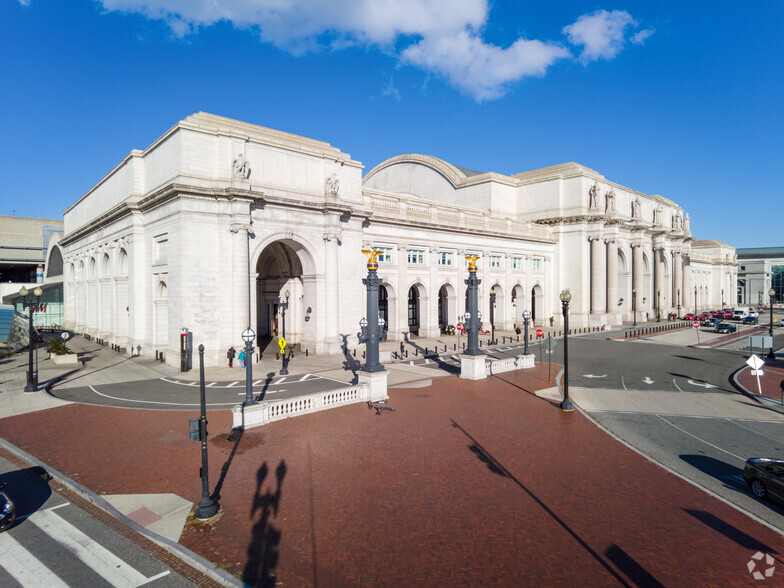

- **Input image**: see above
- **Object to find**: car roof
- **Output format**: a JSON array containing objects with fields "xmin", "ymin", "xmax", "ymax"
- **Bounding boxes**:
[{"xmin": 748, "ymin": 457, "xmax": 784, "ymax": 465}]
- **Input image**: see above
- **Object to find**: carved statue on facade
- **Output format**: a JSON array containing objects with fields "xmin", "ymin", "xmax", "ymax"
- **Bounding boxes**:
[
  {"xmin": 589, "ymin": 183, "xmax": 601, "ymax": 210},
  {"xmin": 605, "ymin": 188, "xmax": 616, "ymax": 213},
  {"xmin": 631, "ymin": 197, "xmax": 641, "ymax": 219},
  {"xmin": 675, "ymin": 210, "xmax": 683, "ymax": 230},
  {"xmin": 684, "ymin": 213, "xmax": 690, "ymax": 233},
  {"xmin": 325, "ymin": 173, "xmax": 340, "ymax": 196},
  {"xmin": 232, "ymin": 154, "xmax": 249, "ymax": 179},
  {"xmin": 653, "ymin": 203, "xmax": 663, "ymax": 225}
]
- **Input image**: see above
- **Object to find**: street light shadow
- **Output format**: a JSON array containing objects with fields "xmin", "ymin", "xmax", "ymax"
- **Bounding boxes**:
[
  {"xmin": 683, "ymin": 509, "xmax": 781, "ymax": 559},
  {"xmin": 244, "ymin": 460, "xmax": 287, "ymax": 587},
  {"xmin": 605, "ymin": 544, "xmax": 664, "ymax": 587}
]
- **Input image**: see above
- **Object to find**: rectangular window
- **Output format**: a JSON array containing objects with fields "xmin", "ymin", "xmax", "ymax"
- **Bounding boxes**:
[
  {"xmin": 375, "ymin": 247, "xmax": 393, "ymax": 263},
  {"xmin": 489, "ymin": 255, "xmax": 502, "ymax": 269},
  {"xmin": 408, "ymin": 249, "xmax": 425, "ymax": 265},
  {"xmin": 512, "ymin": 257, "xmax": 522, "ymax": 270},
  {"xmin": 437, "ymin": 251, "xmax": 454, "ymax": 266},
  {"xmin": 153, "ymin": 237, "xmax": 168, "ymax": 265},
  {"xmin": 532, "ymin": 258, "xmax": 541, "ymax": 271}
]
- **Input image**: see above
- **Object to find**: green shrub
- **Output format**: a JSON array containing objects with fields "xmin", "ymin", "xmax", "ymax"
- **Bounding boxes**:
[{"xmin": 47, "ymin": 338, "xmax": 71, "ymax": 356}]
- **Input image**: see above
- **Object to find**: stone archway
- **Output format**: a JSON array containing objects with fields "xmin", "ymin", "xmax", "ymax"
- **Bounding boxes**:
[
  {"xmin": 437, "ymin": 282, "xmax": 456, "ymax": 333},
  {"xmin": 512, "ymin": 284, "xmax": 525, "ymax": 326},
  {"xmin": 531, "ymin": 284, "xmax": 544, "ymax": 327},
  {"xmin": 254, "ymin": 239, "xmax": 316, "ymax": 353}
]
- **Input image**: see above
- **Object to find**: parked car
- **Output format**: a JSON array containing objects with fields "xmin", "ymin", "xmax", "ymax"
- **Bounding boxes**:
[
  {"xmin": 714, "ymin": 322, "xmax": 737, "ymax": 334},
  {"xmin": 717, "ymin": 310, "xmax": 733, "ymax": 319},
  {"xmin": 743, "ymin": 315, "xmax": 759, "ymax": 325},
  {"xmin": 779, "ymin": 317, "xmax": 784, "ymax": 326},
  {"xmin": 701, "ymin": 317, "xmax": 720, "ymax": 327},
  {"xmin": 683, "ymin": 313, "xmax": 695, "ymax": 321},
  {"xmin": 744, "ymin": 458, "xmax": 784, "ymax": 502}
]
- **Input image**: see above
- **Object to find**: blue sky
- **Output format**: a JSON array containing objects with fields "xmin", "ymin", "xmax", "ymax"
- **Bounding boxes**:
[{"xmin": 2, "ymin": 1, "xmax": 782, "ymax": 249}]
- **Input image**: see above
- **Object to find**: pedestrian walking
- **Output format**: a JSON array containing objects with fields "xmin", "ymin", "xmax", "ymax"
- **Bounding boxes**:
[
  {"xmin": 227, "ymin": 346, "xmax": 236, "ymax": 368},
  {"xmin": 238, "ymin": 350, "xmax": 246, "ymax": 369}
]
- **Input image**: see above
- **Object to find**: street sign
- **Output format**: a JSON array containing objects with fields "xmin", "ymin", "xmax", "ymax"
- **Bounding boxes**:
[
  {"xmin": 536, "ymin": 328, "xmax": 544, "ymax": 338},
  {"xmin": 456, "ymin": 323, "xmax": 464, "ymax": 332},
  {"xmin": 692, "ymin": 321, "xmax": 699, "ymax": 329},
  {"xmin": 544, "ymin": 335, "xmax": 558, "ymax": 352},
  {"xmin": 60, "ymin": 331, "xmax": 70, "ymax": 341},
  {"xmin": 746, "ymin": 354, "xmax": 765, "ymax": 370},
  {"xmin": 278, "ymin": 337, "xmax": 286, "ymax": 352}
]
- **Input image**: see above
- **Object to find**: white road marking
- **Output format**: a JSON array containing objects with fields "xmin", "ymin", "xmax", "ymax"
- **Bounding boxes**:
[
  {"xmin": 688, "ymin": 379, "xmax": 717, "ymax": 388},
  {"xmin": 226, "ymin": 381, "xmax": 238, "ymax": 387},
  {"xmin": 657, "ymin": 415, "xmax": 745, "ymax": 461},
  {"xmin": 727, "ymin": 418, "xmax": 784, "ymax": 443},
  {"xmin": 621, "ymin": 376, "xmax": 627, "ymax": 390},
  {"xmin": 206, "ymin": 382, "xmax": 217, "ymax": 387},
  {"xmin": 584, "ymin": 374, "xmax": 607, "ymax": 378},
  {"xmin": 298, "ymin": 374, "xmax": 316, "ymax": 382},
  {"xmin": 0, "ymin": 533, "xmax": 69, "ymax": 587},
  {"xmin": 276, "ymin": 377, "xmax": 288, "ymax": 385},
  {"xmin": 673, "ymin": 379, "xmax": 683, "ymax": 392},
  {"xmin": 88, "ymin": 385, "xmax": 238, "ymax": 407},
  {"xmin": 28, "ymin": 506, "xmax": 168, "ymax": 586},
  {"xmin": 642, "ymin": 377, "xmax": 654, "ymax": 384}
]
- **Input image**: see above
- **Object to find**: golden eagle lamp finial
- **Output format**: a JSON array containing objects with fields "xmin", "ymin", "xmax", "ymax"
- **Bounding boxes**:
[{"xmin": 465, "ymin": 255, "xmax": 480, "ymax": 270}]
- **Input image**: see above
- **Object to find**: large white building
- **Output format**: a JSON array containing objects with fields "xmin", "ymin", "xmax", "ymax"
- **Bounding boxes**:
[{"xmin": 54, "ymin": 113, "xmax": 737, "ymax": 366}]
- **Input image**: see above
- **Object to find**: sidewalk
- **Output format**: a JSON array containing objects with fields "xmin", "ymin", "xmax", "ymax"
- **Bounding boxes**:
[{"xmin": 3, "ymin": 332, "xmax": 784, "ymax": 584}]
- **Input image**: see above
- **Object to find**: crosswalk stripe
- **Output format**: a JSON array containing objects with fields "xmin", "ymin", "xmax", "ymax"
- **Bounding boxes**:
[
  {"xmin": 28, "ymin": 508, "xmax": 150, "ymax": 587},
  {"xmin": 0, "ymin": 532, "xmax": 69, "ymax": 587}
]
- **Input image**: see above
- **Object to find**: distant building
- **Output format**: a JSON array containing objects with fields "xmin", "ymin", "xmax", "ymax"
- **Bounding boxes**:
[
  {"xmin": 58, "ymin": 113, "xmax": 737, "ymax": 367},
  {"xmin": 736, "ymin": 247, "xmax": 784, "ymax": 306}
]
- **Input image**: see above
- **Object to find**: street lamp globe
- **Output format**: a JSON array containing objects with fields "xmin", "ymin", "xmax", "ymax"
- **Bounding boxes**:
[
  {"xmin": 359, "ymin": 317, "xmax": 368, "ymax": 328},
  {"xmin": 477, "ymin": 311, "xmax": 482, "ymax": 321},
  {"xmin": 522, "ymin": 309, "xmax": 530, "ymax": 321},
  {"xmin": 19, "ymin": 287, "xmax": 28, "ymax": 297},
  {"xmin": 769, "ymin": 288, "xmax": 776, "ymax": 299},
  {"xmin": 34, "ymin": 287, "xmax": 42, "ymax": 297},
  {"xmin": 285, "ymin": 289, "xmax": 290, "ymax": 300},
  {"xmin": 559, "ymin": 289, "xmax": 572, "ymax": 304},
  {"xmin": 241, "ymin": 328, "xmax": 255, "ymax": 344},
  {"xmin": 464, "ymin": 312, "xmax": 471, "ymax": 320}
]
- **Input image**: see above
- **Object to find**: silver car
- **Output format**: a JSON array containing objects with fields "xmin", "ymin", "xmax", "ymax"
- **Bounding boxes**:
[{"xmin": 743, "ymin": 458, "xmax": 784, "ymax": 502}]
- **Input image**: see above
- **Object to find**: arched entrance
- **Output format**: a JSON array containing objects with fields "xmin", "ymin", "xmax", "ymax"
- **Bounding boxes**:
[
  {"xmin": 437, "ymin": 283, "xmax": 456, "ymax": 332},
  {"xmin": 408, "ymin": 286, "xmax": 420, "ymax": 335},
  {"xmin": 255, "ymin": 239, "xmax": 315, "ymax": 352},
  {"xmin": 531, "ymin": 284, "xmax": 544, "ymax": 326},
  {"xmin": 512, "ymin": 284, "xmax": 525, "ymax": 326}
]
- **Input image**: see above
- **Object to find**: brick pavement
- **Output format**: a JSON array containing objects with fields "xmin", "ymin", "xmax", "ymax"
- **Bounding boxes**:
[{"xmin": 2, "ymin": 363, "xmax": 783, "ymax": 586}]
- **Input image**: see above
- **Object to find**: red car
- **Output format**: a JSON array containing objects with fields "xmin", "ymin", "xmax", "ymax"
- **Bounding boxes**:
[{"xmin": 683, "ymin": 313, "xmax": 695, "ymax": 320}]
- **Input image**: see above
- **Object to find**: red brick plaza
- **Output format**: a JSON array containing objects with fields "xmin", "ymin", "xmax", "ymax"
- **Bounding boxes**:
[{"xmin": 2, "ymin": 363, "xmax": 781, "ymax": 586}]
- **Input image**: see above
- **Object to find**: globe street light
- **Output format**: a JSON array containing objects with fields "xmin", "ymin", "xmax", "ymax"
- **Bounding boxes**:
[
  {"xmin": 522, "ymin": 308, "xmax": 531, "ymax": 355},
  {"xmin": 241, "ymin": 327, "xmax": 256, "ymax": 405},
  {"xmin": 559, "ymin": 289, "xmax": 573, "ymax": 411},
  {"xmin": 489, "ymin": 287, "xmax": 496, "ymax": 345},
  {"xmin": 677, "ymin": 288, "xmax": 681, "ymax": 319},
  {"xmin": 19, "ymin": 286, "xmax": 42, "ymax": 392},
  {"xmin": 279, "ymin": 290, "xmax": 290, "ymax": 375},
  {"xmin": 768, "ymin": 287, "xmax": 776, "ymax": 359}
]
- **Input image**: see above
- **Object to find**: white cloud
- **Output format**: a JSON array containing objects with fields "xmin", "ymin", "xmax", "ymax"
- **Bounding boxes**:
[
  {"xmin": 402, "ymin": 31, "xmax": 569, "ymax": 101},
  {"xmin": 632, "ymin": 29, "xmax": 655, "ymax": 45},
  {"xmin": 98, "ymin": 1, "xmax": 651, "ymax": 101},
  {"xmin": 17, "ymin": 0, "xmax": 31, "ymax": 6},
  {"xmin": 562, "ymin": 9, "xmax": 648, "ymax": 64}
]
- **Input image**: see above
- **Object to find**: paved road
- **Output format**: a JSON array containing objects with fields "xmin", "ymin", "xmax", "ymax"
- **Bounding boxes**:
[
  {"xmin": 566, "ymin": 334, "xmax": 784, "ymax": 532},
  {"xmin": 0, "ymin": 455, "xmax": 194, "ymax": 587}
]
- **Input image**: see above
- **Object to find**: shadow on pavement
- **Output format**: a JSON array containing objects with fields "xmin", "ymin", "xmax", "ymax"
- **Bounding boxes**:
[
  {"xmin": 0, "ymin": 466, "xmax": 52, "ymax": 526},
  {"xmin": 605, "ymin": 544, "xmax": 664, "ymax": 587},
  {"xmin": 450, "ymin": 419, "xmax": 630, "ymax": 586},
  {"xmin": 684, "ymin": 509, "xmax": 781, "ymax": 560},
  {"xmin": 244, "ymin": 460, "xmax": 287, "ymax": 587}
]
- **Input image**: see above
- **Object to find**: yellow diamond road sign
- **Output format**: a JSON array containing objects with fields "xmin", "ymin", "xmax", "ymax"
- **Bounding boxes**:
[{"xmin": 278, "ymin": 337, "xmax": 286, "ymax": 351}]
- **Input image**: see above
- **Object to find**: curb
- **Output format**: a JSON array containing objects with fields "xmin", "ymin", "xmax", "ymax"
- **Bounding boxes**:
[
  {"xmin": 0, "ymin": 437, "xmax": 243, "ymax": 587},
  {"xmin": 730, "ymin": 366, "xmax": 784, "ymax": 414}
]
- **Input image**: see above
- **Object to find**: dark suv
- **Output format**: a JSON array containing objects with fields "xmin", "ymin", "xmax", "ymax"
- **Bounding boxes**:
[
  {"xmin": 743, "ymin": 315, "xmax": 759, "ymax": 325},
  {"xmin": 714, "ymin": 323, "xmax": 737, "ymax": 334}
]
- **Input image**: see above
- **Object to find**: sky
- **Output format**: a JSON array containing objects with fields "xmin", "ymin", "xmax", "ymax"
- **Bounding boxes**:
[{"xmin": 1, "ymin": 1, "xmax": 782, "ymax": 249}]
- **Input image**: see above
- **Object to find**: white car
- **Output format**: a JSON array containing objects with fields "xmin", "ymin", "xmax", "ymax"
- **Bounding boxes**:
[{"xmin": 779, "ymin": 317, "xmax": 784, "ymax": 326}]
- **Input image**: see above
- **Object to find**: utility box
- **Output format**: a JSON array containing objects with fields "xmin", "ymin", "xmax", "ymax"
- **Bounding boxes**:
[
  {"xmin": 180, "ymin": 330, "xmax": 193, "ymax": 372},
  {"xmin": 188, "ymin": 418, "xmax": 201, "ymax": 442}
]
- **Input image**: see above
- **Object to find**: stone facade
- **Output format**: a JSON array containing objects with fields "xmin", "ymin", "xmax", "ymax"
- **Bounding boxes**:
[{"xmin": 57, "ymin": 113, "xmax": 737, "ymax": 367}]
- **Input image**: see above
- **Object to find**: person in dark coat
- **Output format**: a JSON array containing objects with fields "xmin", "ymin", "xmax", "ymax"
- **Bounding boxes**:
[{"xmin": 227, "ymin": 346, "xmax": 236, "ymax": 367}]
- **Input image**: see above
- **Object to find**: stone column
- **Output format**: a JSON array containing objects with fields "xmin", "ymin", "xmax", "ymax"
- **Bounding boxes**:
[
  {"xmin": 655, "ymin": 247, "xmax": 665, "ymax": 319},
  {"xmin": 606, "ymin": 239, "xmax": 618, "ymax": 312},
  {"xmin": 230, "ymin": 223, "xmax": 251, "ymax": 338},
  {"xmin": 673, "ymin": 251, "xmax": 683, "ymax": 313},
  {"xmin": 632, "ymin": 244, "xmax": 643, "ymax": 314},
  {"xmin": 323, "ymin": 232, "xmax": 340, "ymax": 352},
  {"xmin": 590, "ymin": 237, "xmax": 606, "ymax": 313}
]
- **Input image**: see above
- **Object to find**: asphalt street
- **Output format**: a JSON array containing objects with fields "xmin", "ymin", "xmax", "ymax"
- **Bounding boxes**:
[{"xmin": 0, "ymin": 454, "xmax": 194, "ymax": 587}]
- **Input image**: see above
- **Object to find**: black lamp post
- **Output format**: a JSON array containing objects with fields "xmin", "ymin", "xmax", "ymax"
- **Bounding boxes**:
[
  {"xmin": 195, "ymin": 344, "xmax": 219, "ymax": 519},
  {"xmin": 694, "ymin": 287, "xmax": 698, "ymax": 316},
  {"xmin": 279, "ymin": 290, "xmax": 290, "ymax": 375},
  {"xmin": 489, "ymin": 287, "xmax": 496, "ymax": 345},
  {"xmin": 19, "ymin": 286, "xmax": 42, "ymax": 392},
  {"xmin": 632, "ymin": 288, "xmax": 637, "ymax": 326},
  {"xmin": 559, "ymin": 289, "xmax": 573, "ymax": 411},
  {"xmin": 656, "ymin": 288, "xmax": 661, "ymax": 322},
  {"xmin": 359, "ymin": 250, "xmax": 385, "ymax": 373},
  {"xmin": 522, "ymin": 308, "xmax": 531, "ymax": 355},
  {"xmin": 464, "ymin": 257, "xmax": 483, "ymax": 356},
  {"xmin": 768, "ymin": 287, "xmax": 776, "ymax": 359},
  {"xmin": 241, "ymin": 328, "xmax": 256, "ymax": 404}
]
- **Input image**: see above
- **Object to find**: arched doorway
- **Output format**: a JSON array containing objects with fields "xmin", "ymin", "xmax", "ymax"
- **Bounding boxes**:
[
  {"xmin": 408, "ymin": 286, "xmax": 420, "ymax": 335},
  {"xmin": 512, "ymin": 284, "xmax": 525, "ymax": 325},
  {"xmin": 531, "ymin": 284, "xmax": 544, "ymax": 326},
  {"xmin": 255, "ymin": 239, "xmax": 315, "ymax": 352},
  {"xmin": 437, "ymin": 283, "xmax": 456, "ymax": 332}
]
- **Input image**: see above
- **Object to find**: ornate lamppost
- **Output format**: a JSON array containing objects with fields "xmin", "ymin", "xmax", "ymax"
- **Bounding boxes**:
[
  {"xmin": 464, "ymin": 256, "xmax": 483, "ymax": 356},
  {"xmin": 522, "ymin": 308, "xmax": 531, "ymax": 355},
  {"xmin": 241, "ymin": 328, "xmax": 256, "ymax": 405},
  {"xmin": 768, "ymin": 287, "xmax": 776, "ymax": 359},
  {"xmin": 632, "ymin": 288, "xmax": 637, "ymax": 327},
  {"xmin": 694, "ymin": 286, "xmax": 698, "ymax": 316},
  {"xmin": 359, "ymin": 250, "xmax": 385, "ymax": 373},
  {"xmin": 559, "ymin": 289, "xmax": 573, "ymax": 411},
  {"xmin": 195, "ymin": 344, "xmax": 219, "ymax": 519},
  {"xmin": 279, "ymin": 290, "xmax": 290, "ymax": 375},
  {"xmin": 656, "ymin": 288, "xmax": 661, "ymax": 322},
  {"xmin": 19, "ymin": 286, "xmax": 42, "ymax": 392},
  {"xmin": 489, "ymin": 287, "xmax": 496, "ymax": 345},
  {"xmin": 677, "ymin": 288, "xmax": 681, "ymax": 319}
]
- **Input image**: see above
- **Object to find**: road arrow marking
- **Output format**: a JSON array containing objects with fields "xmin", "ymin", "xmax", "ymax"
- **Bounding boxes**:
[
  {"xmin": 643, "ymin": 377, "xmax": 654, "ymax": 384},
  {"xmin": 688, "ymin": 379, "xmax": 717, "ymax": 388},
  {"xmin": 584, "ymin": 374, "xmax": 607, "ymax": 378}
]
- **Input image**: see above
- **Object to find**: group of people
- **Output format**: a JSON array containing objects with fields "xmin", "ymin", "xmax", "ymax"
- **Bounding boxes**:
[{"xmin": 226, "ymin": 346, "xmax": 247, "ymax": 368}]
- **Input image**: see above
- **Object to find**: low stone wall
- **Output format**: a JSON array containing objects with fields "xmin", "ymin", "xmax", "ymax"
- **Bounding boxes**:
[{"xmin": 486, "ymin": 353, "xmax": 535, "ymax": 376}]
